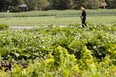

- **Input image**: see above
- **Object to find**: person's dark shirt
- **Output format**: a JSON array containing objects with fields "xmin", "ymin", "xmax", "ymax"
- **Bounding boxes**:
[{"xmin": 82, "ymin": 10, "xmax": 86, "ymax": 20}]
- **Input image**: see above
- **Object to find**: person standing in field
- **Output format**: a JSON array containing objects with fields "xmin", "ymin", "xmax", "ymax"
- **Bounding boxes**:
[{"xmin": 80, "ymin": 6, "xmax": 87, "ymax": 28}]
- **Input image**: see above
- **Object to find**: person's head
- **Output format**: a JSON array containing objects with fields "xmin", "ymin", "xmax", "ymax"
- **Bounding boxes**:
[{"xmin": 80, "ymin": 6, "xmax": 85, "ymax": 11}]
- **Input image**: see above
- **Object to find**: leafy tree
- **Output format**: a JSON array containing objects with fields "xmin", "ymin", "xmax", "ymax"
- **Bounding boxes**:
[
  {"xmin": 7, "ymin": 0, "xmax": 20, "ymax": 5},
  {"xmin": 85, "ymin": 0, "xmax": 99, "ymax": 9},
  {"xmin": 35, "ymin": 0, "xmax": 50, "ymax": 10},
  {"xmin": 49, "ymin": 0, "xmax": 68, "ymax": 10},
  {"xmin": 1, "ymin": 0, "xmax": 116, "ymax": 11},
  {"xmin": 24, "ymin": 0, "xmax": 49, "ymax": 10},
  {"xmin": 106, "ymin": 0, "xmax": 116, "ymax": 8}
]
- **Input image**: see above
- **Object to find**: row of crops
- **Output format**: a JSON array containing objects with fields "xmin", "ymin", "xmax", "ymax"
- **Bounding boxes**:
[
  {"xmin": 0, "ymin": 23, "xmax": 116, "ymax": 77},
  {"xmin": 0, "ymin": 9, "xmax": 116, "ymax": 18}
]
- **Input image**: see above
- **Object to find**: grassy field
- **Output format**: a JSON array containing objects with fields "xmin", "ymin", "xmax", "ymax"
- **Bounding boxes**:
[
  {"xmin": 0, "ymin": 9, "xmax": 116, "ymax": 18},
  {"xmin": 0, "ymin": 9, "xmax": 116, "ymax": 26},
  {"xmin": 0, "ymin": 16, "xmax": 116, "ymax": 26}
]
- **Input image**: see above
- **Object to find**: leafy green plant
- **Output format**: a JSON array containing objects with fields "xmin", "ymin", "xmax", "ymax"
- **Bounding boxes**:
[
  {"xmin": 0, "ymin": 24, "xmax": 9, "ymax": 30},
  {"xmin": 0, "ymin": 23, "xmax": 116, "ymax": 77}
]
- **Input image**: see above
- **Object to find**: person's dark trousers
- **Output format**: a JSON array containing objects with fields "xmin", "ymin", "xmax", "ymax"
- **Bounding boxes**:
[{"xmin": 82, "ymin": 19, "xmax": 87, "ymax": 28}]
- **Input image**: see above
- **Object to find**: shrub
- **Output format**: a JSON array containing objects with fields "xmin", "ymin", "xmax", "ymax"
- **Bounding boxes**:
[
  {"xmin": 0, "ymin": 23, "xmax": 115, "ymax": 77},
  {"xmin": 10, "ymin": 6, "xmax": 20, "ymax": 12},
  {"xmin": 0, "ymin": 24, "xmax": 9, "ymax": 30}
]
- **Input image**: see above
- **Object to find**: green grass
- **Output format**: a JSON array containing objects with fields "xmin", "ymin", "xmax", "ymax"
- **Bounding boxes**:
[
  {"xmin": 0, "ymin": 16, "xmax": 116, "ymax": 26},
  {"xmin": 0, "ymin": 9, "xmax": 116, "ymax": 18},
  {"xmin": 0, "ymin": 9, "xmax": 116, "ymax": 26}
]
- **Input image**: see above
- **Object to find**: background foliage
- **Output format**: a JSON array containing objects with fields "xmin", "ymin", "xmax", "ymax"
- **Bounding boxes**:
[{"xmin": 2, "ymin": 0, "xmax": 116, "ymax": 11}]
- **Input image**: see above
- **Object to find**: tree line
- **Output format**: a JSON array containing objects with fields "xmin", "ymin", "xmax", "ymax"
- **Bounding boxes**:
[{"xmin": 0, "ymin": 0, "xmax": 116, "ymax": 12}]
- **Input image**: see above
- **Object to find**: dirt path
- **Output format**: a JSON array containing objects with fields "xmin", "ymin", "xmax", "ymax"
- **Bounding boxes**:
[
  {"xmin": 9, "ymin": 26, "xmax": 36, "ymax": 29},
  {"xmin": 9, "ymin": 25, "xmax": 66, "ymax": 29}
]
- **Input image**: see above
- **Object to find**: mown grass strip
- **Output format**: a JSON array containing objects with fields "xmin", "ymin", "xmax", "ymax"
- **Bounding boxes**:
[{"xmin": 0, "ymin": 9, "xmax": 116, "ymax": 18}]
